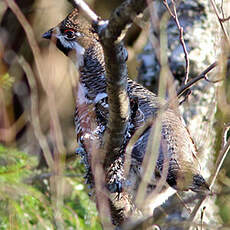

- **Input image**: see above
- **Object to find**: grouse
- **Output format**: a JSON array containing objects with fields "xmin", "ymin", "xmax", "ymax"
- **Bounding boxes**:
[{"xmin": 43, "ymin": 8, "xmax": 209, "ymax": 206}]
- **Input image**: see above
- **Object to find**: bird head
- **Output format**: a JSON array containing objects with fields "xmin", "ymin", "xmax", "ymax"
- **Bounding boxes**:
[{"xmin": 42, "ymin": 8, "xmax": 102, "ymax": 67}]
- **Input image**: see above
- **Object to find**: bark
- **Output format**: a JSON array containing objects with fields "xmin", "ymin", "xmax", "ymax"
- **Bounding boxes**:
[{"xmin": 137, "ymin": 0, "xmax": 221, "ymax": 229}]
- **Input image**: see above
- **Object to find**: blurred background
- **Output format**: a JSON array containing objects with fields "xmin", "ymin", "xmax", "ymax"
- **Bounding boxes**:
[{"xmin": 0, "ymin": 0, "xmax": 230, "ymax": 229}]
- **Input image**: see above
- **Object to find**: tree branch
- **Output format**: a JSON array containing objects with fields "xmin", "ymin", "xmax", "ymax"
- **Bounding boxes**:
[{"xmin": 97, "ymin": 0, "xmax": 148, "ymax": 168}]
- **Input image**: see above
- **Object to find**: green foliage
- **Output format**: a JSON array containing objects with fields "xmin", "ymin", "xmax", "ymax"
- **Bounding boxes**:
[
  {"xmin": 0, "ymin": 145, "xmax": 101, "ymax": 230},
  {"xmin": 0, "ymin": 73, "xmax": 14, "ymax": 90}
]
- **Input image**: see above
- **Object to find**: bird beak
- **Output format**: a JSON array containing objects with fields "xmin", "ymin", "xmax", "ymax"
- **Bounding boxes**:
[{"xmin": 42, "ymin": 28, "xmax": 53, "ymax": 39}]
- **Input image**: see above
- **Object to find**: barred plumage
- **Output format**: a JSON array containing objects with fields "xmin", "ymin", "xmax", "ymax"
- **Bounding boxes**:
[{"xmin": 43, "ymin": 8, "xmax": 210, "ymax": 199}]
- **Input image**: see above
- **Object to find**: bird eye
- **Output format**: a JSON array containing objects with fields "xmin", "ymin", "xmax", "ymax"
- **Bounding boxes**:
[{"xmin": 63, "ymin": 29, "xmax": 75, "ymax": 40}]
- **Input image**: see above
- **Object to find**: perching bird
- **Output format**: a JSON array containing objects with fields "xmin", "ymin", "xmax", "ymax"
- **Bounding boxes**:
[{"xmin": 43, "ymin": 8, "xmax": 209, "ymax": 206}]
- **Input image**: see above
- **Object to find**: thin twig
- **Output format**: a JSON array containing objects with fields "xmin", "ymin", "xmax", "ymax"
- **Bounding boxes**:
[
  {"xmin": 175, "ymin": 193, "xmax": 191, "ymax": 214},
  {"xmin": 16, "ymin": 56, "xmax": 54, "ymax": 169},
  {"xmin": 189, "ymin": 123, "xmax": 230, "ymax": 223},
  {"xmin": 3, "ymin": 0, "xmax": 54, "ymax": 168},
  {"xmin": 177, "ymin": 61, "xmax": 218, "ymax": 98},
  {"xmin": 188, "ymin": 52, "xmax": 230, "ymax": 224},
  {"xmin": 90, "ymin": 139, "xmax": 113, "ymax": 229},
  {"xmin": 124, "ymin": 213, "xmax": 227, "ymax": 230},
  {"xmin": 163, "ymin": 0, "xmax": 190, "ymax": 84},
  {"xmin": 135, "ymin": 12, "xmax": 170, "ymax": 211},
  {"xmin": 204, "ymin": 75, "xmax": 224, "ymax": 83},
  {"xmin": 0, "ymin": 112, "xmax": 26, "ymax": 142},
  {"xmin": 200, "ymin": 206, "xmax": 206, "ymax": 230},
  {"xmin": 220, "ymin": 0, "xmax": 225, "ymax": 18},
  {"xmin": 4, "ymin": 1, "xmax": 67, "ymax": 228},
  {"xmin": 218, "ymin": 0, "xmax": 230, "ymax": 22},
  {"xmin": 222, "ymin": 123, "xmax": 230, "ymax": 147},
  {"xmin": 124, "ymin": 119, "xmax": 154, "ymax": 177},
  {"xmin": 72, "ymin": 0, "xmax": 99, "ymax": 22},
  {"xmin": 220, "ymin": 16, "xmax": 230, "ymax": 22},
  {"xmin": 209, "ymin": 0, "xmax": 230, "ymax": 44},
  {"xmin": 210, "ymin": 126, "xmax": 230, "ymax": 189}
]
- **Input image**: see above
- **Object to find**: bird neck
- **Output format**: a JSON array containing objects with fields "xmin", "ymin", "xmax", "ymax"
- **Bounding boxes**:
[{"xmin": 78, "ymin": 41, "xmax": 107, "ymax": 100}]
